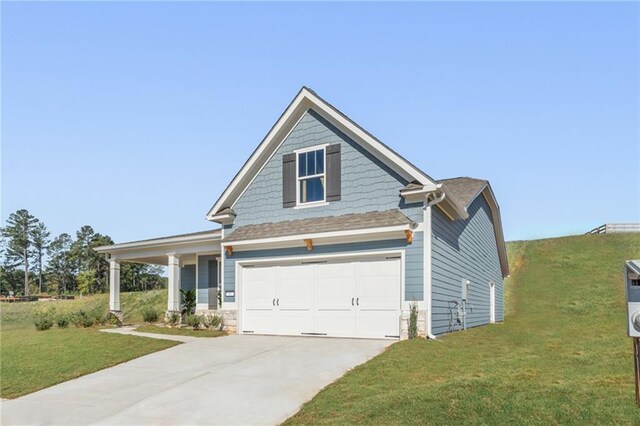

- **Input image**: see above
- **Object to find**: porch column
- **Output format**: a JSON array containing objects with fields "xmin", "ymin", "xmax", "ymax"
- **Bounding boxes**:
[
  {"xmin": 109, "ymin": 259, "xmax": 121, "ymax": 311},
  {"xmin": 167, "ymin": 253, "xmax": 181, "ymax": 311}
]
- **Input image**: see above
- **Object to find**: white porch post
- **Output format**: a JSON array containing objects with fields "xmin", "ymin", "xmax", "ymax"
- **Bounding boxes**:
[
  {"xmin": 109, "ymin": 259, "xmax": 121, "ymax": 311},
  {"xmin": 167, "ymin": 253, "xmax": 181, "ymax": 311}
]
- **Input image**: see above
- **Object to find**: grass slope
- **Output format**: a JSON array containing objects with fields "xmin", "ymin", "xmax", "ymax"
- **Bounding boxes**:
[
  {"xmin": 287, "ymin": 234, "xmax": 640, "ymax": 424},
  {"xmin": 0, "ymin": 290, "xmax": 174, "ymax": 399},
  {"xmin": 1, "ymin": 290, "xmax": 167, "ymax": 331}
]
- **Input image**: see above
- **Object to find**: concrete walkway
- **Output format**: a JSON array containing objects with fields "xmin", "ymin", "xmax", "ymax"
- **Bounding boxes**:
[
  {"xmin": 100, "ymin": 325, "xmax": 200, "ymax": 342},
  {"xmin": 1, "ymin": 334, "xmax": 392, "ymax": 426}
]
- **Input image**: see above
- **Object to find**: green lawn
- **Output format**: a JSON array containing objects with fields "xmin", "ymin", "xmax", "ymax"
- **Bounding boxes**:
[
  {"xmin": 135, "ymin": 324, "xmax": 226, "ymax": 338},
  {"xmin": 287, "ymin": 233, "xmax": 640, "ymax": 424},
  {"xmin": 0, "ymin": 290, "xmax": 176, "ymax": 399}
]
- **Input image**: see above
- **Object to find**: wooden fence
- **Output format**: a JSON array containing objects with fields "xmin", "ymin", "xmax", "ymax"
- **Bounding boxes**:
[{"xmin": 586, "ymin": 223, "xmax": 640, "ymax": 235}]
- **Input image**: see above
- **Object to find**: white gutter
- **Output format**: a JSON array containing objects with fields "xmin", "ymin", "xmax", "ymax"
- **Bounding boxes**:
[{"xmin": 424, "ymin": 187, "xmax": 446, "ymax": 340}]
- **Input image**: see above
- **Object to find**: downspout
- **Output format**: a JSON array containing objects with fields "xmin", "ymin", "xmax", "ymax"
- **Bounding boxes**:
[{"xmin": 424, "ymin": 188, "xmax": 446, "ymax": 339}]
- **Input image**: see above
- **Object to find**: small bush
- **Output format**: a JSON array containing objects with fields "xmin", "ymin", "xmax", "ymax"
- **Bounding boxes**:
[
  {"xmin": 202, "ymin": 313, "xmax": 224, "ymax": 330},
  {"xmin": 186, "ymin": 314, "xmax": 201, "ymax": 330},
  {"xmin": 56, "ymin": 314, "xmax": 69, "ymax": 328},
  {"xmin": 96, "ymin": 314, "xmax": 108, "ymax": 326},
  {"xmin": 33, "ymin": 311, "xmax": 54, "ymax": 331},
  {"xmin": 408, "ymin": 303, "xmax": 418, "ymax": 339},
  {"xmin": 141, "ymin": 306, "xmax": 159, "ymax": 323},
  {"xmin": 72, "ymin": 310, "xmax": 96, "ymax": 328},
  {"xmin": 166, "ymin": 311, "xmax": 180, "ymax": 327}
]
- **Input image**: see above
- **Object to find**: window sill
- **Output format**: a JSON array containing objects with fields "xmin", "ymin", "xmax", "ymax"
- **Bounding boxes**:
[{"xmin": 294, "ymin": 201, "xmax": 329, "ymax": 210}]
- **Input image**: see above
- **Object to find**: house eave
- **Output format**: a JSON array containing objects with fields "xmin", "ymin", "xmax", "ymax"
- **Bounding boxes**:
[
  {"xmin": 222, "ymin": 224, "xmax": 415, "ymax": 252},
  {"xmin": 94, "ymin": 231, "xmax": 222, "ymax": 254}
]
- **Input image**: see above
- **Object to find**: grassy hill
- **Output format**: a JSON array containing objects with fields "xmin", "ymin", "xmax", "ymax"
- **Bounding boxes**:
[
  {"xmin": 0, "ymin": 290, "xmax": 173, "ymax": 398},
  {"xmin": 1, "ymin": 289, "xmax": 167, "ymax": 331},
  {"xmin": 287, "ymin": 233, "xmax": 640, "ymax": 424}
]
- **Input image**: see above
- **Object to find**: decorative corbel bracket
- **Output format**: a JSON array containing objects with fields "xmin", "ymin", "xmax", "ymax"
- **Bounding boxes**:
[
  {"xmin": 404, "ymin": 230, "xmax": 413, "ymax": 244},
  {"xmin": 304, "ymin": 239, "xmax": 313, "ymax": 251}
]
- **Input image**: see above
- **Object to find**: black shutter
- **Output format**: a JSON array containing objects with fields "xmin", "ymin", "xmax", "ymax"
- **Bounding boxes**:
[
  {"xmin": 326, "ymin": 144, "xmax": 341, "ymax": 202},
  {"xmin": 282, "ymin": 153, "xmax": 296, "ymax": 208}
]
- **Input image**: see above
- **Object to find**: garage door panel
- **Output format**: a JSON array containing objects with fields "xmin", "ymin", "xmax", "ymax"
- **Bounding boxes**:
[
  {"xmin": 242, "ymin": 256, "xmax": 401, "ymax": 339},
  {"xmin": 277, "ymin": 265, "xmax": 314, "ymax": 335},
  {"xmin": 315, "ymin": 263, "xmax": 356, "ymax": 311},
  {"xmin": 356, "ymin": 311, "xmax": 400, "ymax": 338},
  {"xmin": 315, "ymin": 312, "xmax": 357, "ymax": 337},
  {"xmin": 243, "ymin": 268, "xmax": 278, "ymax": 310},
  {"xmin": 278, "ymin": 265, "xmax": 314, "ymax": 310},
  {"xmin": 356, "ymin": 260, "xmax": 401, "ymax": 312}
]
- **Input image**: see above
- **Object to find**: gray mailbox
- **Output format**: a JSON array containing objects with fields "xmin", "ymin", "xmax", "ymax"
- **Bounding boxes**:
[{"xmin": 625, "ymin": 260, "xmax": 640, "ymax": 338}]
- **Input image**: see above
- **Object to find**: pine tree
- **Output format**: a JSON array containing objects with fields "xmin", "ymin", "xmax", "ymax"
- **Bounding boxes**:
[
  {"xmin": 30, "ymin": 221, "xmax": 51, "ymax": 294},
  {"xmin": 1, "ymin": 210, "xmax": 39, "ymax": 296},
  {"xmin": 47, "ymin": 233, "xmax": 73, "ymax": 294}
]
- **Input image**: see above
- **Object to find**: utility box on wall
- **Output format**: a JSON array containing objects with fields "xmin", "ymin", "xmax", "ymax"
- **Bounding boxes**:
[{"xmin": 625, "ymin": 260, "xmax": 640, "ymax": 338}]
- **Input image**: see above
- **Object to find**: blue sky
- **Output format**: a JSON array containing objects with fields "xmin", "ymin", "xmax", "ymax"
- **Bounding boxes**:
[{"xmin": 2, "ymin": 2, "xmax": 638, "ymax": 243}]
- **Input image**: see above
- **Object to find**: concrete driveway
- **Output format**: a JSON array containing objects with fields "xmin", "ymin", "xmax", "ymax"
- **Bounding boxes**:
[{"xmin": 1, "ymin": 334, "xmax": 392, "ymax": 426}]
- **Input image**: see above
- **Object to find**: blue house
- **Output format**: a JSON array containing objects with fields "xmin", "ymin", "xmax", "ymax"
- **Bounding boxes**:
[{"xmin": 96, "ymin": 87, "xmax": 508, "ymax": 339}]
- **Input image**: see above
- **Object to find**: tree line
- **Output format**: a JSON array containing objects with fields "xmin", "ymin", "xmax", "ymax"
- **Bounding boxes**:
[{"xmin": 0, "ymin": 209, "xmax": 166, "ymax": 296}]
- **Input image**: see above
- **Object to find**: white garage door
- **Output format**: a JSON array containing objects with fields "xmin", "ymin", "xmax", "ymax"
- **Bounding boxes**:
[{"xmin": 241, "ymin": 257, "xmax": 401, "ymax": 339}]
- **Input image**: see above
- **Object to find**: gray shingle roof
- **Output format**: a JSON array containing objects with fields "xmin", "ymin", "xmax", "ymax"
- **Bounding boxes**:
[
  {"xmin": 438, "ymin": 177, "xmax": 488, "ymax": 209},
  {"xmin": 223, "ymin": 209, "xmax": 415, "ymax": 242}
]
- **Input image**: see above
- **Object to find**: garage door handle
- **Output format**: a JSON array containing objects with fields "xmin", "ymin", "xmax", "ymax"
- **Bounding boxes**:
[
  {"xmin": 351, "ymin": 297, "xmax": 354, "ymax": 306},
  {"xmin": 356, "ymin": 298, "xmax": 359, "ymax": 306},
  {"xmin": 272, "ymin": 298, "xmax": 275, "ymax": 306},
  {"xmin": 277, "ymin": 299, "xmax": 280, "ymax": 306}
]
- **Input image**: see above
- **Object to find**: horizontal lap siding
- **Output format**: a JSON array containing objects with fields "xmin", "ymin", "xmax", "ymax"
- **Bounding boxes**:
[
  {"xmin": 431, "ymin": 195, "xmax": 503, "ymax": 335},
  {"xmin": 197, "ymin": 255, "xmax": 215, "ymax": 305},
  {"xmin": 223, "ymin": 108, "xmax": 424, "ymax": 304},
  {"xmin": 180, "ymin": 265, "xmax": 196, "ymax": 293},
  {"xmin": 224, "ymin": 237, "xmax": 423, "ymax": 302}
]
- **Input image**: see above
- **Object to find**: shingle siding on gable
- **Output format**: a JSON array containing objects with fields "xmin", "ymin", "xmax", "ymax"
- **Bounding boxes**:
[
  {"xmin": 431, "ymin": 195, "xmax": 504, "ymax": 335},
  {"xmin": 230, "ymin": 109, "xmax": 423, "ymax": 226},
  {"xmin": 222, "ymin": 109, "xmax": 424, "ymax": 304}
]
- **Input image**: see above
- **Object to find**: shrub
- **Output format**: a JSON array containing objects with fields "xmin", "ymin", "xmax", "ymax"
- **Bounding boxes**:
[
  {"xmin": 72, "ymin": 310, "xmax": 96, "ymax": 328},
  {"xmin": 180, "ymin": 289, "xmax": 196, "ymax": 317},
  {"xmin": 96, "ymin": 313, "xmax": 108, "ymax": 326},
  {"xmin": 408, "ymin": 303, "xmax": 418, "ymax": 339},
  {"xmin": 141, "ymin": 306, "xmax": 159, "ymax": 323},
  {"xmin": 33, "ymin": 311, "xmax": 54, "ymax": 331},
  {"xmin": 166, "ymin": 311, "xmax": 180, "ymax": 327},
  {"xmin": 202, "ymin": 313, "xmax": 224, "ymax": 330},
  {"xmin": 56, "ymin": 314, "xmax": 69, "ymax": 328},
  {"xmin": 186, "ymin": 314, "xmax": 201, "ymax": 330}
]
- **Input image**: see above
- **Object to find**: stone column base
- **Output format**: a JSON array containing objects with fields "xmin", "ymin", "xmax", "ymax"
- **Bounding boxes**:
[{"xmin": 109, "ymin": 310, "xmax": 123, "ymax": 327}]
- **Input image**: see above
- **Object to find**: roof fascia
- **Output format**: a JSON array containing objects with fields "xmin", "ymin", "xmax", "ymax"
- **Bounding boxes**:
[
  {"xmin": 94, "ymin": 231, "xmax": 222, "ymax": 253},
  {"xmin": 479, "ymin": 185, "xmax": 510, "ymax": 277}
]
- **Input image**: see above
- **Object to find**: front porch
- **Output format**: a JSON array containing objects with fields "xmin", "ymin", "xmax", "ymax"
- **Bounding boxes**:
[{"xmin": 95, "ymin": 230, "xmax": 231, "ymax": 327}]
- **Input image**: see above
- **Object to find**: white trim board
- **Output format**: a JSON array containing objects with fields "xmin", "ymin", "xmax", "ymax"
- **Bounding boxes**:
[{"xmin": 223, "ymin": 224, "xmax": 412, "ymax": 251}]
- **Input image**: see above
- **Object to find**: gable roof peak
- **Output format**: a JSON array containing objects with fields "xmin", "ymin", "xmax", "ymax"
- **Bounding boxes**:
[{"xmin": 206, "ymin": 87, "xmax": 439, "ymax": 220}]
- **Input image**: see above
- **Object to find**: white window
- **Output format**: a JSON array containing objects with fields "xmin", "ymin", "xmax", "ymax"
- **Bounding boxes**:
[{"xmin": 296, "ymin": 147, "xmax": 325, "ymax": 205}]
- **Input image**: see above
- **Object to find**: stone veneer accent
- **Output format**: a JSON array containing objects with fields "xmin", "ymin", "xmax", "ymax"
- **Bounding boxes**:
[
  {"xmin": 400, "ymin": 309, "xmax": 427, "ymax": 340},
  {"xmin": 109, "ymin": 310, "xmax": 123, "ymax": 326},
  {"xmin": 195, "ymin": 309, "xmax": 238, "ymax": 334}
]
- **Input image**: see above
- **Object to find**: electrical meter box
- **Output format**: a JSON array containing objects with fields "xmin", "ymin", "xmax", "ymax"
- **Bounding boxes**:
[{"xmin": 625, "ymin": 260, "xmax": 640, "ymax": 338}]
